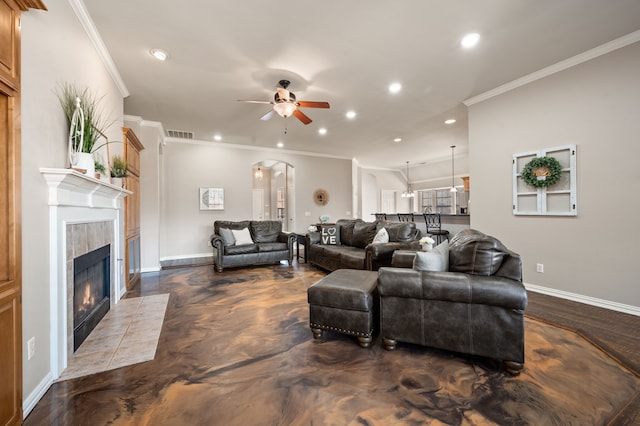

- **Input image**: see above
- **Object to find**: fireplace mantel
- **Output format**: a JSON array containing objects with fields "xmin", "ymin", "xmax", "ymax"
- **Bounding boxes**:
[
  {"xmin": 40, "ymin": 168, "xmax": 131, "ymax": 207},
  {"xmin": 41, "ymin": 167, "xmax": 131, "ymax": 379}
]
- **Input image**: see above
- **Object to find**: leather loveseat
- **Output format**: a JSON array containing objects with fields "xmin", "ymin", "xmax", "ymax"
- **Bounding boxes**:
[
  {"xmin": 307, "ymin": 219, "xmax": 420, "ymax": 272},
  {"xmin": 377, "ymin": 229, "xmax": 528, "ymax": 375},
  {"xmin": 210, "ymin": 220, "xmax": 296, "ymax": 272}
]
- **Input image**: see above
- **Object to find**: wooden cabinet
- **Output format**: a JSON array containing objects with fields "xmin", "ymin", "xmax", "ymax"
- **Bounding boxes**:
[
  {"xmin": 1, "ymin": 2, "xmax": 46, "ymax": 425},
  {"xmin": 123, "ymin": 128, "xmax": 144, "ymax": 291}
]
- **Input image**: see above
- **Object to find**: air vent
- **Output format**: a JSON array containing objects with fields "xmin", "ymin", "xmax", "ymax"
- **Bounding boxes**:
[{"xmin": 166, "ymin": 129, "xmax": 194, "ymax": 139}]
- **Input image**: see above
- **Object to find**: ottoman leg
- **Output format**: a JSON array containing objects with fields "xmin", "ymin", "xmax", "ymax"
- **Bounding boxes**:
[
  {"xmin": 383, "ymin": 338, "xmax": 397, "ymax": 350},
  {"xmin": 357, "ymin": 336, "xmax": 372, "ymax": 348},
  {"xmin": 311, "ymin": 327, "xmax": 323, "ymax": 339}
]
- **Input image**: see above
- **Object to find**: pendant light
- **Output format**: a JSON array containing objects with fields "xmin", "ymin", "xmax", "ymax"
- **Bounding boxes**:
[
  {"xmin": 402, "ymin": 161, "xmax": 415, "ymax": 198},
  {"xmin": 450, "ymin": 145, "xmax": 457, "ymax": 193},
  {"xmin": 254, "ymin": 167, "xmax": 263, "ymax": 181}
]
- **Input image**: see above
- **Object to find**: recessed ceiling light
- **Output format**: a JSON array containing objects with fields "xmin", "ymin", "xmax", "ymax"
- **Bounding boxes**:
[
  {"xmin": 213, "ymin": 134, "xmax": 222, "ymax": 141},
  {"xmin": 318, "ymin": 127, "xmax": 327, "ymax": 135},
  {"xmin": 461, "ymin": 33, "xmax": 480, "ymax": 49},
  {"xmin": 445, "ymin": 119, "xmax": 456, "ymax": 125},
  {"xmin": 346, "ymin": 110, "xmax": 357, "ymax": 119},
  {"xmin": 393, "ymin": 138, "xmax": 402, "ymax": 143},
  {"xmin": 277, "ymin": 142, "xmax": 284, "ymax": 148},
  {"xmin": 150, "ymin": 48, "xmax": 168, "ymax": 61},
  {"xmin": 389, "ymin": 82, "xmax": 402, "ymax": 94}
]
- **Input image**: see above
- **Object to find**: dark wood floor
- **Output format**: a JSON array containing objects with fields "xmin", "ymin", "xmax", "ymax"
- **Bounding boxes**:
[
  {"xmin": 24, "ymin": 262, "xmax": 640, "ymax": 425},
  {"xmin": 526, "ymin": 291, "xmax": 640, "ymax": 377}
]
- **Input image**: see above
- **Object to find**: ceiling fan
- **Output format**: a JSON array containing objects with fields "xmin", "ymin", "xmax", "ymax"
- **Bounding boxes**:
[{"xmin": 238, "ymin": 80, "xmax": 330, "ymax": 125}]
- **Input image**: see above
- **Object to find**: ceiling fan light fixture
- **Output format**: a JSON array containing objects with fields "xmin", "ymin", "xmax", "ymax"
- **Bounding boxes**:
[{"xmin": 273, "ymin": 102, "xmax": 297, "ymax": 118}]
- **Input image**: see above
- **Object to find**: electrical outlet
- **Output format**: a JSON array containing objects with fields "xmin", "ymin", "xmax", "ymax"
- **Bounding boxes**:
[
  {"xmin": 536, "ymin": 263, "xmax": 544, "ymax": 273},
  {"xmin": 207, "ymin": 241, "xmax": 212, "ymax": 247},
  {"xmin": 27, "ymin": 337, "xmax": 35, "ymax": 360}
]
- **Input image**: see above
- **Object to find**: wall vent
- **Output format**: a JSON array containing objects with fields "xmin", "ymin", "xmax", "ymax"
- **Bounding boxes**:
[{"xmin": 166, "ymin": 129, "xmax": 194, "ymax": 139}]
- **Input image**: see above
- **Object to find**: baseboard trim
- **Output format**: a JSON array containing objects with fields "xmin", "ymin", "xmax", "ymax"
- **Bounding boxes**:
[
  {"xmin": 525, "ymin": 283, "xmax": 640, "ymax": 317},
  {"xmin": 159, "ymin": 253, "xmax": 212, "ymax": 261},
  {"xmin": 23, "ymin": 372, "xmax": 53, "ymax": 419}
]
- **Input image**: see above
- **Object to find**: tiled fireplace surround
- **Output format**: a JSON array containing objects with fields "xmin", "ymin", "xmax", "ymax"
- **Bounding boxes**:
[{"xmin": 41, "ymin": 168, "xmax": 131, "ymax": 379}]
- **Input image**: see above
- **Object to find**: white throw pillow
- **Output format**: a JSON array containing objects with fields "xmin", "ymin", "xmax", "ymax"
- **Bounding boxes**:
[
  {"xmin": 231, "ymin": 228, "xmax": 253, "ymax": 245},
  {"xmin": 413, "ymin": 240, "xmax": 449, "ymax": 272},
  {"xmin": 372, "ymin": 227, "xmax": 389, "ymax": 244}
]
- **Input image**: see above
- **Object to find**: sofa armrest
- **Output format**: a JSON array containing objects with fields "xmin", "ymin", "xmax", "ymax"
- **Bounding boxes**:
[{"xmin": 365, "ymin": 241, "xmax": 421, "ymax": 270}]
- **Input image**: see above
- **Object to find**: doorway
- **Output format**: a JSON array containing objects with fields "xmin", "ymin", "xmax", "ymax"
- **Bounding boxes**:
[{"xmin": 252, "ymin": 161, "xmax": 295, "ymax": 232}]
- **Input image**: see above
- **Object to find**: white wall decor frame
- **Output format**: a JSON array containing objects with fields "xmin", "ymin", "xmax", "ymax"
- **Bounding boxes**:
[
  {"xmin": 513, "ymin": 144, "xmax": 577, "ymax": 216},
  {"xmin": 200, "ymin": 187, "xmax": 224, "ymax": 210}
]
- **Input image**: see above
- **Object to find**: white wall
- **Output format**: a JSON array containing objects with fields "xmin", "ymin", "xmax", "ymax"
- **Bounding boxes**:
[
  {"xmin": 468, "ymin": 41, "xmax": 640, "ymax": 310},
  {"xmin": 21, "ymin": 1, "xmax": 124, "ymax": 411}
]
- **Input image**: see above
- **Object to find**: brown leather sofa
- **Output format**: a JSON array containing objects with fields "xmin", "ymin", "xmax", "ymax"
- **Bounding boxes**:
[
  {"xmin": 210, "ymin": 220, "xmax": 296, "ymax": 272},
  {"xmin": 306, "ymin": 219, "xmax": 420, "ymax": 271},
  {"xmin": 377, "ymin": 229, "xmax": 528, "ymax": 375}
]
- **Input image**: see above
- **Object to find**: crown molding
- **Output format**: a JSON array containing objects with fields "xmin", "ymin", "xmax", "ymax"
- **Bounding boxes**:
[
  {"xmin": 465, "ymin": 30, "xmax": 640, "ymax": 106},
  {"xmin": 68, "ymin": 0, "xmax": 129, "ymax": 97}
]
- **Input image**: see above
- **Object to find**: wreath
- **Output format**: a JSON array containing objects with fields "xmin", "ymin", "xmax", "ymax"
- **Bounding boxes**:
[{"xmin": 521, "ymin": 156, "xmax": 563, "ymax": 188}]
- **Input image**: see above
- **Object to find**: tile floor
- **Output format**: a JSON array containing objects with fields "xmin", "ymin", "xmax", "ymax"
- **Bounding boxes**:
[{"xmin": 57, "ymin": 293, "xmax": 169, "ymax": 381}]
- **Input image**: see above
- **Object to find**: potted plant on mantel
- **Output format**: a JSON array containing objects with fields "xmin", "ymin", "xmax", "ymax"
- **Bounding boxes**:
[
  {"xmin": 110, "ymin": 154, "xmax": 128, "ymax": 188},
  {"xmin": 57, "ymin": 82, "xmax": 114, "ymax": 176}
]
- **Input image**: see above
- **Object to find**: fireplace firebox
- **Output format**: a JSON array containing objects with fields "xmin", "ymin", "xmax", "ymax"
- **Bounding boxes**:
[{"xmin": 73, "ymin": 244, "xmax": 111, "ymax": 351}]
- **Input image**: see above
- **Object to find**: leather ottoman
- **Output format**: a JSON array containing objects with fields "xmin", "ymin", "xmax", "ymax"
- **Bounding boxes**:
[{"xmin": 307, "ymin": 269, "xmax": 379, "ymax": 347}]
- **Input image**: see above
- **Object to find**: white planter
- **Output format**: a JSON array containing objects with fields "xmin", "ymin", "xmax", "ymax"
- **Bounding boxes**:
[
  {"xmin": 71, "ymin": 152, "xmax": 94, "ymax": 176},
  {"xmin": 421, "ymin": 243, "xmax": 433, "ymax": 252},
  {"xmin": 110, "ymin": 177, "xmax": 124, "ymax": 188}
]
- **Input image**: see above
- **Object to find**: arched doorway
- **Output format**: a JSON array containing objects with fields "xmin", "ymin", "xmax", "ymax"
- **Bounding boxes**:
[{"xmin": 252, "ymin": 160, "xmax": 295, "ymax": 232}]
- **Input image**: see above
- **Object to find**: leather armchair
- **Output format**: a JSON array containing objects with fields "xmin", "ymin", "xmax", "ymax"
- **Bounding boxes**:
[{"xmin": 377, "ymin": 229, "xmax": 528, "ymax": 375}]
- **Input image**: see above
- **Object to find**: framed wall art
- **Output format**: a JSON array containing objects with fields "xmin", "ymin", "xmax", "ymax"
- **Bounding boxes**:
[
  {"xmin": 200, "ymin": 187, "xmax": 224, "ymax": 210},
  {"xmin": 512, "ymin": 144, "xmax": 576, "ymax": 216}
]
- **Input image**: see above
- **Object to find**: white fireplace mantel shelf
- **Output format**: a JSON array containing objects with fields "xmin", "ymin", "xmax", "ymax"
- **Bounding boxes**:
[{"xmin": 40, "ymin": 168, "xmax": 131, "ymax": 208}]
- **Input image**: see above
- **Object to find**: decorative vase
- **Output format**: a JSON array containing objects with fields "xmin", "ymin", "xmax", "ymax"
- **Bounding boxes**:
[
  {"xmin": 421, "ymin": 243, "xmax": 433, "ymax": 252},
  {"xmin": 71, "ymin": 152, "xmax": 95, "ymax": 176}
]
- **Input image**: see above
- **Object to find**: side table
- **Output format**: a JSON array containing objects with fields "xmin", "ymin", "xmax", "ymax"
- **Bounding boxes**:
[{"xmin": 295, "ymin": 233, "xmax": 307, "ymax": 263}]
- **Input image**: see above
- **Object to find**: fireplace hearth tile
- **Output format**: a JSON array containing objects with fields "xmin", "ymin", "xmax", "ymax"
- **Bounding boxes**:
[{"xmin": 57, "ymin": 293, "xmax": 169, "ymax": 382}]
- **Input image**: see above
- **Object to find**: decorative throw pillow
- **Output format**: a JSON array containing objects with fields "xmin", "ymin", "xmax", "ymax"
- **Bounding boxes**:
[
  {"xmin": 372, "ymin": 227, "xmax": 389, "ymax": 244},
  {"xmin": 231, "ymin": 227, "xmax": 253, "ymax": 245},
  {"xmin": 413, "ymin": 240, "xmax": 449, "ymax": 272},
  {"xmin": 319, "ymin": 225, "xmax": 341, "ymax": 245},
  {"xmin": 219, "ymin": 227, "xmax": 236, "ymax": 247}
]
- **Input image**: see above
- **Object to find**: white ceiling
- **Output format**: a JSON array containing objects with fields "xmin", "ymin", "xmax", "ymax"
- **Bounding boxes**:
[{"xmin": 83, "ymin": 0, "xmax": 640, "ymax": 171}]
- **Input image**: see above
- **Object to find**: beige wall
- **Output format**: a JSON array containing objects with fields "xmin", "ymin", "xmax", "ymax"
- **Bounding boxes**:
[
  {"xmin": 21, "ymin": 2, "xmax": 124, "ymax": 411},
  {"xmin": 468, "ymin": 41, "xmax": 640, "ymax": 309},
  {"xmin": 148, "ymin": 140, "xmax": 353, "ymax": 266}
]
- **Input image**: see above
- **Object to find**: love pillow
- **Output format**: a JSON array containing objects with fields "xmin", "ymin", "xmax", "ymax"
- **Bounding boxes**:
[{"xmin": 319, "ymin": 225, "xmax": 341, "ymax": 245}]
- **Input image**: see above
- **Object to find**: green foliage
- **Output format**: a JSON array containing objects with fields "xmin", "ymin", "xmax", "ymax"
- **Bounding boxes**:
[
  {"xmin": 521, "ymin": 156, "xmax": 563, "ymax": 188},
  {"xmin": 110, "ymin": 155, "xmax": 128, "ymax": 177},
  {"xmin": 94, "ymin": 159, "xmax": 106, "ymax": 174},
  {"xmin": 56, "ymin": 82, "xmax": 114, "ymax": 154}
]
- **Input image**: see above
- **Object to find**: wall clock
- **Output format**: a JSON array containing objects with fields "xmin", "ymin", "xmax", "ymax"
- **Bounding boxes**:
[{"xmin": 313, "ymin": 189, "xmax": 329, "ymax": 206}]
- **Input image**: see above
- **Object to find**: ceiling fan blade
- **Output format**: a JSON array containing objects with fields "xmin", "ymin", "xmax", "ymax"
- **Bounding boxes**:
[
  {"xmin": 260, "ymin": 110, "xmax": 275, "ymax": 121},
  {"xmin": 293, "ymin": 109, "xmax": 312, "ymax": 125},
  {"xmin": 296, "ymin": 101, "xmax": 330, "ymax": 109},
  {"xmin": 238, "ymin": 100, "xmax": 273, "ymax": 104}
]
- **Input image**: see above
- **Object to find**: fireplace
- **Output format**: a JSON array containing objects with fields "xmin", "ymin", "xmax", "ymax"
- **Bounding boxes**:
[{"xmin": 73, "ymin": 244, "xmax": 111, "ymax": 351}]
